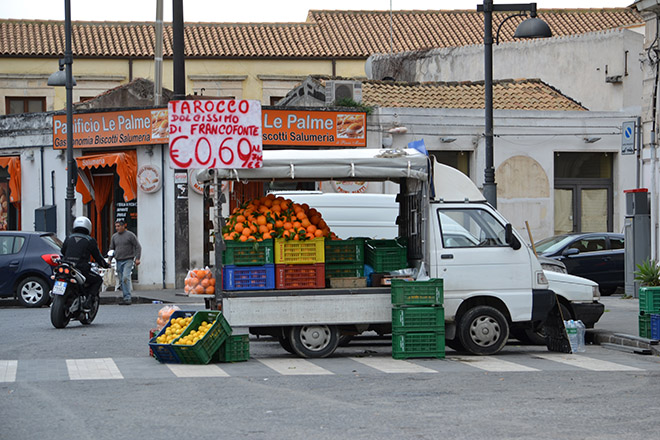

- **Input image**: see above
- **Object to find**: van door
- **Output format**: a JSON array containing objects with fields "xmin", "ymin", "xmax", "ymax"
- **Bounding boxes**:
[{"xmin": 430, "ymin": 205, "xmax": 533, "ymax": 321}]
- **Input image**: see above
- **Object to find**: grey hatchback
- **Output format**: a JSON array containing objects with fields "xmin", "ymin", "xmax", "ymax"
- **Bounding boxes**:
[
  {"xmin": 535, "ymin": 232, "xmax": 624, "ymax": 296},
  {"xmin": 0, "ymin": 231, "xmax": 62, "ymax": 307}
]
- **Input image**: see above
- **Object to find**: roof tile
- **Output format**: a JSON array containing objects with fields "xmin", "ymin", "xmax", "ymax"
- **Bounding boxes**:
[
  {"xmin": 0, "ymin": 9, "xmax": 642, "ymax": 58},
  {"xmin": 361, "ymin": 78, "xmax": 587, "ymax": 111}
]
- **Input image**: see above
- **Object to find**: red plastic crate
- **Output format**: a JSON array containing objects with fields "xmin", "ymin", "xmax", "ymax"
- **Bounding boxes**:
[{"xmin": 276, "ymin": 263, "xmax": 325, "ymax": 289}]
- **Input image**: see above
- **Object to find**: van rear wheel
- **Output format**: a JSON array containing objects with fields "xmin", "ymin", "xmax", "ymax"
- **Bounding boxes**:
[
  {"xmin": 457, "ymin": 306, "xmax": 509, "ymax": 355},
  {"xmin": 287, "ymin": 325, "xmax": 339, "ymax": 358}
]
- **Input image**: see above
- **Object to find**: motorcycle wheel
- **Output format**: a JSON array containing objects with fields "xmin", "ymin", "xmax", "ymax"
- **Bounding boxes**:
[
  {"xmin": 50, "ymin": 295, "xmax": 71, "ymax": 328},
  {"xmin": 79, "ymin": 295, "xmax": 100, "ymax": 325}
]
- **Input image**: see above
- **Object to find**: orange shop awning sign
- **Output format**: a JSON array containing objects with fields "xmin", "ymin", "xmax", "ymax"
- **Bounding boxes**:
[
  {"xmin": 262, "ymin": 109, "xmax": 366, "ymax": 147},
  {"xmin": 53, "ymin": 108, "xmax": 168, "ymax": 149}
]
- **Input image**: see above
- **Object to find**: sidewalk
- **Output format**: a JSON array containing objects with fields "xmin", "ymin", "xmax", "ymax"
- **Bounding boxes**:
[
  {"xmin": 102, "ymin": 287, "xmax": 659, "ymax": 355},
  {"xmin": 100, "ymin": 286, "xmax": 206, "ymax": 306},
  {"xmin": 586, "ymin": 295, "xmax": 659, "ymax": 356}
]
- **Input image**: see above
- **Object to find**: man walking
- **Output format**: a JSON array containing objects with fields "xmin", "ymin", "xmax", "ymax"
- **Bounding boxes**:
[{"xmin": 109, "ymin": 219, "xmax": 142, "ymax": 305}]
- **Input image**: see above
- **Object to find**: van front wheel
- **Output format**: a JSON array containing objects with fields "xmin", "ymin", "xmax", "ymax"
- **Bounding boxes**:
[{"xmin": 458, "ymin": 306, "xmax": 509, "ymax": 355}]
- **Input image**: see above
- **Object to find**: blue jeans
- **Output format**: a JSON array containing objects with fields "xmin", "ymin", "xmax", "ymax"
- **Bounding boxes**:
[{"xmin": 116, "ymin": 259, "xmax": 134, "ymax": 301}]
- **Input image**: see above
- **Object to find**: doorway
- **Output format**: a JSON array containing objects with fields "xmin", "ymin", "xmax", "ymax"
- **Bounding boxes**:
[{"xmin": 554, "ymin": 152, "xmax": 613, "ymax": 234}]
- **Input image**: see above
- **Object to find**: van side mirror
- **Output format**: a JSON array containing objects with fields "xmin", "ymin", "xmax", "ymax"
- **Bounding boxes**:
[{"xmin": 505, "ymin": 224, "xmax": 521, "ymax": 250}]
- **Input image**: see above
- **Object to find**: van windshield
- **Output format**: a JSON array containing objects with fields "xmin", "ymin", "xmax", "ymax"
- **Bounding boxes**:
[{"xmin": 438, "ymin": 209, "xmax": 506, "ymax": 248}]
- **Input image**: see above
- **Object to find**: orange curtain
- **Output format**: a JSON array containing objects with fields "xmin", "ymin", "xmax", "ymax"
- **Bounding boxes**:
[
  {"xmin": 92, "ymin": 175, "xmax": 113, "ymax": 244},
  {"xmin": 0, "ymin": 156, "xmax": 21, "ymax": 203},
  {"xmin": 75, "ymin": 151, "xmax": 137, "ymax": 202},
  {"xmin": 0, "ymin": 156, "xmax": 22, "ymax": 230}
]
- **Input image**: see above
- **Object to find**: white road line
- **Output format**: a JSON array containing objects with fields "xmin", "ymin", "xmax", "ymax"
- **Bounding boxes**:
[
  {"xmin": 534, "ymin": 353, "xmax": 643, "ymax": 371},
  {"xmin": 258, "ymin": 358, "xmax": 333, "ymax": 375},
  {"xmin": 350, "ymin": 357, "xmax": 437, "ymax": 374},
  {"xmin": 451, "ymin": 357, "xmax": 539, "ymax": 372},
  {"xmin": 167, "ymin": 363, "xmax": 230, "ymax": 378},
  {"xmin": 0, "ymin": 360, "xmax": 18, "ymax": 382},
  {"xmin": 66, "ymin": 358, "xmax": 123, "ymax": 380}
]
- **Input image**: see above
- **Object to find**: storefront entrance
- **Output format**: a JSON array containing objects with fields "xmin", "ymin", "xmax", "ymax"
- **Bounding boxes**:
[{"xmin": 554, "ymin": 152, "xmax": 613, "ymax": 234}]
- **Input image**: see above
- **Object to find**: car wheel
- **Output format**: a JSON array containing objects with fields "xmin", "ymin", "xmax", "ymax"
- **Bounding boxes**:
[
  {"xmin": 287, "ymin": 325, "xmax": 339, "ymax": 358},
  {"xmin": 457, "ymin": 305, "xmax": 509, "ymax": 355},
  {"xmin": 17, "ymin": 276, "xmax": 50, "ymax": 308},
  {"xmin": 446, "ymin": 337, "xmax": 466, "ymax": 352},
  {"xmin": 513, "ymin": 303, "xmax": 572, "ymax": 346}
]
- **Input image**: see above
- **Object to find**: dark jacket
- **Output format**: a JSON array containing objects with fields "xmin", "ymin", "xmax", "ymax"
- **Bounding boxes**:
[{"xmin": 61, "ymin": 231, "xmax": 109, "ymax": 275}]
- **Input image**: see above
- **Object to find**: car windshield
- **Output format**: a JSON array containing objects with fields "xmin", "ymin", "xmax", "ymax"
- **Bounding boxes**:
[
  {"xmin": 535, "ymin": 235, "xmax": 575, "ymax": 254},
  {"xmin": 41, "ymin": 234, "xmax": 63, "ymax": 251}
]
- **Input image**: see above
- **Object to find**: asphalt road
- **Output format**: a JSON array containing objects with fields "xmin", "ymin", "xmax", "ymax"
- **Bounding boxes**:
[{"xmin": 2, "ymin": 303, "xmax": 660, "ymax": 440}]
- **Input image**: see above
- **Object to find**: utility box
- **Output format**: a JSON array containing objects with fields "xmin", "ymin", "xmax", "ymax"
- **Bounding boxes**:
[
  {"xmin": 624, "ymin": 189, "xmax": 651, "ymax": 298},
  {"xmin": 35, "ymin": 205, "xmax": 57, "ymax": 233}
]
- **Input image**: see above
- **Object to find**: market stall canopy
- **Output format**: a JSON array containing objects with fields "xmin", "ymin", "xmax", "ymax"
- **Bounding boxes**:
[
  {"xmin": 198, "ymin": 148, "xmax": 429, "ymax": 183},
  {"xmin": 75, "ymin": 151, "xmax": 138, "ymax": 203},
  {"xmin": 0, "ymin": 156, "xmax": 21, "ymax": 203}
]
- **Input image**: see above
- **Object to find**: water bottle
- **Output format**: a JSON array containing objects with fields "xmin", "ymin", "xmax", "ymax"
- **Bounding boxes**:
[
  {"xmin": 576, "ymin": 320, "xmax": 586, "ymax": 353},
  {"xmin": 564, "ymin": 320, "xmax": 578, "ymax": 353}
]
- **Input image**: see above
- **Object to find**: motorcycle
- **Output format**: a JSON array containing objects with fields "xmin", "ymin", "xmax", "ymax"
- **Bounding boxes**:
[{"xmin": 49, "ymin": 258, "xmax": 102, "ymax": 328}]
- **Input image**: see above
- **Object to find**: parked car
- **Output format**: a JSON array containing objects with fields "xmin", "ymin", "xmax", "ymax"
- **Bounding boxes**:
[
  {"xmin": 535, "ymin": 232, "xmax": 624, "ymax": 296},
  {"xmin": 0, "ymin": 231, "xmax": 62, "ymax": 307}
]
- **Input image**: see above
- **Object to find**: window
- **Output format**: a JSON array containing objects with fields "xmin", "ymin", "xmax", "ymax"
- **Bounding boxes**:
[
  {"xmin": 438, "ymin": 209, "xmax": 507, "ymax": 248},
  {"xmin": 0, "ymin": 236, "xmax": 25, "ymax": 255},
  {"xmin": 610, "ymin": 237, "xmax": 625, "ymax": 250},
  {"xmin": 569, "ymin": 237, "xmax": 606, "ymax": 253},
  {"xmin": 6, "ymin": 97, "xmax": 46, "ymax": 115},
  {"xmin": 270, "ymin": 96, "xmax": 284, "ymax": 106}
]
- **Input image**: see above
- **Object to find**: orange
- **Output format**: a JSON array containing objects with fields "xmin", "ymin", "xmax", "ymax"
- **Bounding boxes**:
[
  {"xmin": 239, "ymin": 235, "xmax": 248, "ymax": 242},
  {"xmin": 306, "ymin": 224, "xmax": 317, "ymax": 234},
  {"xmin": 242, "ymin": 228, "xmax": 252, "ymax": 237},
  {"xmin": 236, "ymin": 214, "xmax": 246, "ymax": 223},
  {"xmin": 201, "ymin": 278, "xmax": 210, "ymax": 287},
  {"xmin": 256, "ymin": 215, "xmax": 267, "ymax": 226},
  {"xmin": 194, "ymin": 284, "xmax": 205, "ymax": 294},
  {"xmin": 259, "ymin": 225, "xmax": 269, "ymax": 234},
  {"xmin": 205, "ymin": 286, "xmax": 215, "ymax": 294},
  {"xmin": 235, "ymin": 223, "xmax": 245, "ymax": 233},
  {"xmin": 314, "ymin": 229, "xmax": 323, "ymax": 237},
  {"xmin": 301, "ymin": 219, "xmax": 311, "ymax": 228}
]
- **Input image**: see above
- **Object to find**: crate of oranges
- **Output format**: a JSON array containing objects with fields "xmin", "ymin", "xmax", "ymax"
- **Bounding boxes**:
[
  {"xmin": 148, "ymin": 311, "xmax": 196, "ymax": 363},
  {"xmin": 184, "ymin": 267, "xmax": 216, "ymax": 295}
]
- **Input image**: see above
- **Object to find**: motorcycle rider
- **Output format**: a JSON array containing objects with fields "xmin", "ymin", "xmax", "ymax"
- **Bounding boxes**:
[{"xmin": 60, "ymin": 216, "xmax": 110, "ymax": 311}]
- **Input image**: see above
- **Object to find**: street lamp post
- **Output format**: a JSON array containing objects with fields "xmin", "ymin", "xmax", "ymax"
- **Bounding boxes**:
[
  {"xmin": 477, "ymin": 1, "xmax": 552, "ymax": 208},
  {"xmin": 48, "ymin": 0, "xmax": 77, "ymax": 236}
]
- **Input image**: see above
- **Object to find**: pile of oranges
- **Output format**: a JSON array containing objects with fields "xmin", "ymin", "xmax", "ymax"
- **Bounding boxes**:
[
  {"xmin": 222, "ymin": 194, "xmax": 337, "ymax": 242},
  {"xmin": 184, "ymin": 268, "xmax": 216, "ymax": 295},
  {"xmin": 156, "ymin": 316, "xmax": 192, "ymax": 344}
]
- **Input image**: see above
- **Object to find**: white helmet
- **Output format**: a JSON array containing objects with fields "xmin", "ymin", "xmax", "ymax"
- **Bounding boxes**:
[{"xmin": 73, "ymin": 216, "xmax": 92, "ymax": 234}]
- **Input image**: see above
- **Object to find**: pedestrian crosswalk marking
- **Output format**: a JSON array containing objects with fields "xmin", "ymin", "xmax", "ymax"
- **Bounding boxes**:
[
  {"xmin": 66, "ymin": 358, "xmax": 123, "ymax": 380},
  {"xmin": 534, "ymin": 353, "xmax": 643, "ymax": 371},
  {"xmin": 167, "ymin": 363, "xmax": 230, "ymax": 378},
  {"xmin": 257, "ymin": 358, "xmax": 333, "ymax": 375},
  {"xmin": 0, "ymin": 360, "xmax": 18, "ymax": 382},
  {"xmin": 350, "ymin": 357, "xmax": 437, "ymax": 374},
  {"xmin": 452, "ymin": 356, "xmax": 539, "ymax": 372}
]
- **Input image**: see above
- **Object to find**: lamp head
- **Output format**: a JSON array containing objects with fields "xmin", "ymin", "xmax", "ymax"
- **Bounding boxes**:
[{"xmin": 514, "ymin": 17, "xmax": 552, "ymax": 39}]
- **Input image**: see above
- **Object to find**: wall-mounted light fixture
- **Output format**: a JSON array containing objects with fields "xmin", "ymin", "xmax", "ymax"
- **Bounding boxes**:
[
  {"xmin": 388, "ymin": 126, "xmax": 408, "ymax": 134},
  {"xmin": 583, "ymin": 136, "xmax": 602, "ymax": 144},
  {"xmin": 441, "ymin": 137, "xmax": 457, "ymax": 143}
]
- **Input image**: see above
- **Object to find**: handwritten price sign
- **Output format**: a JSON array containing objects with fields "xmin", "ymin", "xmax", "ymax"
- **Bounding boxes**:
[{"xmin": 168, "ymin": 99, "xmax": 263, "ymax": 169}]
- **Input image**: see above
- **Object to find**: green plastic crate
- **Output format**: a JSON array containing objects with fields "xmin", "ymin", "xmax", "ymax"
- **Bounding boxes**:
[
  {"xmin": 391, "ymin": 278, "xmax": 444, "ymax": 306},
  {"xmin": 223, "ymin": 239, "xmax": 274, "ymax": 266},
  {"xmin": 365, "ymin": 239, "xmax": 407, "ymax": 272},
  {"xmin": 172, "ymin": 311, "xmax": 232, "ymax": 364},
  {"xmin": 639, "ymin": 313, "xmax": 652, "ymax": 339},
  {"xmin": 214, "ymin": 334, "xmax": 250, "ymax": 362},
  {"xmin": 639, "ymin": 287, "xmax": 660, "ymax": 314},
  {"xmin": 392, "ymin": 331, "xmax": 445, "ymax": 359},
  {"xmin": 392, "ymin": 306, "xmax": 445, "ymax": 332},
  {"xmin": 325, "ymin": 239, "xmax": 364, "ymax": 264},
  {"xmin": 325, "ymin": 262, "xmax": 365, "ymax": 279}
]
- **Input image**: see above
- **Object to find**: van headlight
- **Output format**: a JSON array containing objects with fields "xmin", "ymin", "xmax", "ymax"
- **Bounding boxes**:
[{"xmin": 536, "ymin": 271, "xmax": 548, "ymax": 285}]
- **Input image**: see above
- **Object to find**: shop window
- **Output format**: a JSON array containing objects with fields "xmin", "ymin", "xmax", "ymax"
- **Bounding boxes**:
[{"xmin": 6, "ymin": 97, "xmax": 46, "ymax": 115}]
